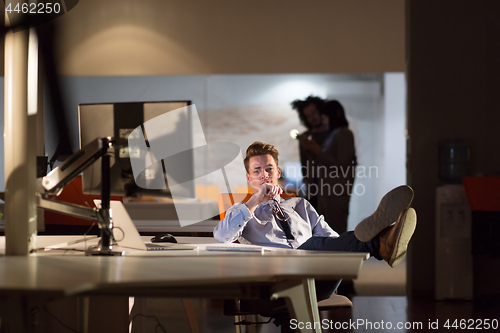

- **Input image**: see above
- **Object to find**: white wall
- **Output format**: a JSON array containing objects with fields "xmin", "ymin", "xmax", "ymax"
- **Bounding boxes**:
[{"xmin": 382, "ymin": 73, "xmax": 407, "ymax": 195}]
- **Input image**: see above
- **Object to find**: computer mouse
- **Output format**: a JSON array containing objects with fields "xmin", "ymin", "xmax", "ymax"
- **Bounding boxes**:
[{"xmin": 151, "ymin": 233, "xmax": 177, "ymax": 243}]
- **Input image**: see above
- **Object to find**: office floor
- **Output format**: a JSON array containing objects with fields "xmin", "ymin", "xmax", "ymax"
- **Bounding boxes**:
[{"xmin": 352, "ymin": 257, "xmax": 406, "ymax": 296}]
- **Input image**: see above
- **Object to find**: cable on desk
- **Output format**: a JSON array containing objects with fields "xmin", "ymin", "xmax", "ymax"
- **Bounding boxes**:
[
  {"xmin": 63, "ymin": 248, "xmax": 86, "ymax": 253},
  {"xmin": 81, "ymin": 221, "xmax": 98, "ymax": 251},
  {"xmin": 44, "ymin": 248, "xmax": 86, "ymax": 253},
  {"xmin": 42, "ymin": 306, "xmax": 80, "ymax": 333},
  {"xmin": 130, "ymin": 313, "xmax": 168, "ymax": 333}
]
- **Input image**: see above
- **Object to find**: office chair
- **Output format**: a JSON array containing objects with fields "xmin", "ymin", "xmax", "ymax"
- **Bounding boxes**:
[{"xmin": 217, "ymin": 192, "xmax": 353, "ymax": 332}]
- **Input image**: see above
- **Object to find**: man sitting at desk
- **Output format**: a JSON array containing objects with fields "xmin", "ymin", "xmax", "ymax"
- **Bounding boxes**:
[{"xmin": 214, "ymin": 141, "xmax": 416, "ymax": 273}]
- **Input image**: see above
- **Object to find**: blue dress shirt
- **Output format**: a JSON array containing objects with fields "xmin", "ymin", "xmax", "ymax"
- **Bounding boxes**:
[{"xmin": 213, "ymin": 196, "xmax": 339, "ymax": 249}]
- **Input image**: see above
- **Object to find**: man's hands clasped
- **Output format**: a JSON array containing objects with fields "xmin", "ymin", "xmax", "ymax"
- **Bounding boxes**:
[
  {"xmin": 246, "ymin": 184, "xmax": 283, "ymax": 213},
  {"xmin": 256, "ymin": 183, "xmax": 283, "ymax": 202}
]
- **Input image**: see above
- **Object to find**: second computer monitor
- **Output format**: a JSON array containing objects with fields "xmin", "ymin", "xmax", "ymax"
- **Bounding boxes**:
[{"xmin": 78, "ymin": 101, "xmax": 195, "ymax": 198}]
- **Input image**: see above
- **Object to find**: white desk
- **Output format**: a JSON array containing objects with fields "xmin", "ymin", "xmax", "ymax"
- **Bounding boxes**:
[{"xmin": 0, "ymin": 236, "xmax": 368, "ymax": 333}]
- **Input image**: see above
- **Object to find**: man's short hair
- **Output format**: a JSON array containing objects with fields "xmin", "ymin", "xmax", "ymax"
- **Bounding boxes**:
[{"xmin": 244, "ymin": 141, "xmax": 279, "ymax": 172}]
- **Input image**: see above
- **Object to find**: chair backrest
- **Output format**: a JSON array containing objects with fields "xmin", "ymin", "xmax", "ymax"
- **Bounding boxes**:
[
  {"xmin": 195, "ymin": 185, "xmax": 220, "ymax": 200},
  {"xmin": 218, "ymin": 192, "xmax": 296, "ymax": 220}
]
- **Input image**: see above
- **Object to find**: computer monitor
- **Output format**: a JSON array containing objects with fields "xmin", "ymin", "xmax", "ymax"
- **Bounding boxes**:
[{"xmin": 78, "ymin": 101, "xmax": 195, "ymax": 198}]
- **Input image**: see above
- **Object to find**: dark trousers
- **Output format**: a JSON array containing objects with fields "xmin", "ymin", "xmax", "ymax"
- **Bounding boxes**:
[{"xmin": 298, "ymin": 231, "xmax": 382, "ymax": 300}]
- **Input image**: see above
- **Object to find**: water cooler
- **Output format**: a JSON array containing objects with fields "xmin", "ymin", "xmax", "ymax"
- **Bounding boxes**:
[{"xmin": 435, "ymin": 185, "xmax": 473, "ymax": 300}]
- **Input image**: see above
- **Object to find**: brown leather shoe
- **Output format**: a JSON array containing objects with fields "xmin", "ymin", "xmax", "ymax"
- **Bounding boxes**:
[
  {"xmin": 379, "ymin": 208, "xmax": 417, "ymax": 268},
  {"xmin": 355, "ymin": 185, "xmax": 414, "ymax": 242}
]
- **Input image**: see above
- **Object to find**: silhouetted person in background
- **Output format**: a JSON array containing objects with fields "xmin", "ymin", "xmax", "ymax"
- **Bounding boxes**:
[
  {"xmin": 299, "ymin": 100, "xmax": 356, "ymax": 234},
  {"xmin": 291, "ymin": 95, "xmax": 328, "ymax": 209},
  {"xmin": 293, "ymin": 98, "xmax": 357, "ymax": 234}
]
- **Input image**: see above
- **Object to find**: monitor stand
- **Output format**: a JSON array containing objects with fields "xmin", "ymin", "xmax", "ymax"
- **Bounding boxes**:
[{"xmin": 38, "ymin": 137, "xmax": 122, "ymax": 256}]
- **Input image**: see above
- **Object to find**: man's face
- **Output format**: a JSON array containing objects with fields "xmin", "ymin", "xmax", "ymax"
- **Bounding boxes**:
[
  {"xmin": 303, "ymin": 103, "xmax": 322, "ymax": 129},
  {"xmin": 246, "ymin": 154, "xmax": 281, "ymax": 193}
]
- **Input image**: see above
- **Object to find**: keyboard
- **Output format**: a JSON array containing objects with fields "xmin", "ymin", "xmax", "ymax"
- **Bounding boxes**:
[
  {"xmin": 205, "ymin": 246, "xmax": 270, "ymax": 252},
  {"xmin": 145, "ymin": 243, "xmax": 197, "ymax": 251}
]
